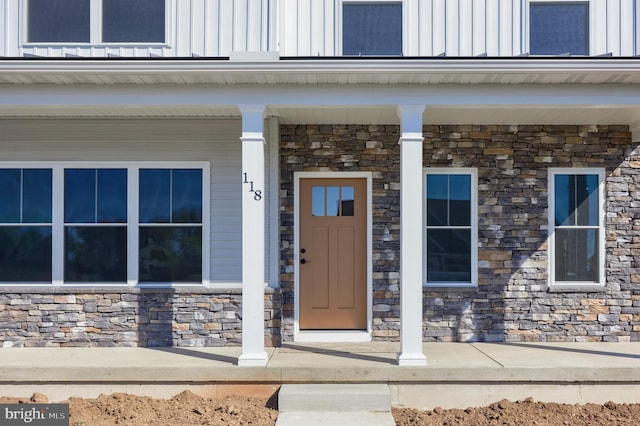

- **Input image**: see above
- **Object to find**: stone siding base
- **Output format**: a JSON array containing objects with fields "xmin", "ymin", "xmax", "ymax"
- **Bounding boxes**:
[{"xmin": 0, "ymin": 288, "xmax": 281, "ymax": 348}]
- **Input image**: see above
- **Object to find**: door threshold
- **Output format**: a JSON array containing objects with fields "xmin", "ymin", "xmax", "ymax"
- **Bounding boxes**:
[{"xmin": 294, "ymin": 330, "xmax": 372, "ymax": 343}]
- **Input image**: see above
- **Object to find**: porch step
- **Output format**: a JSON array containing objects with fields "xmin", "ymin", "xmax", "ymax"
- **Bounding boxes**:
[{"xmin": 276, "ymin": 384, "xmax": 395, "ymax": 426}]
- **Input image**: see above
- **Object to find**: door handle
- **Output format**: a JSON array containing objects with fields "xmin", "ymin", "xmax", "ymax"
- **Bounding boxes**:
[{"xmin": 300, "ymin": 259, "xmax": 310, "ymax": 264}]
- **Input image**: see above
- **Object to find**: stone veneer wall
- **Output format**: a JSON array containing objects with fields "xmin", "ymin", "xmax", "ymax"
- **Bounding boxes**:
[
  {"xmin": 0, "ymin": 288, "xmax": 281, "ymax": 347},
  {"xmin": 280, "ymin": 124, "xmax": 640, "ymax": 343}
]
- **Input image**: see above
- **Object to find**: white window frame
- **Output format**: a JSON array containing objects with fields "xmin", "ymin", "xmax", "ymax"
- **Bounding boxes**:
[
  {"xmin": 337, "ymin": 0, "xmax": 405, "ymax": 56},
  {"xmin": 22, "ymin": 0, "xmax": 171, "ymax": 46},
  {"xmin": 0, "ymin": 161, "xmax": 210, "ymax": 288},
  {"xmin": 423, "ymin": 168, "xmax": 478, "ymax": 288},
  {"xmin": 526, "ymin": 0, "xmax": 593, "ymax": 56},
  {"xmin": 548, "ymin": 168, "xmax": 605, "ymax": 288}
]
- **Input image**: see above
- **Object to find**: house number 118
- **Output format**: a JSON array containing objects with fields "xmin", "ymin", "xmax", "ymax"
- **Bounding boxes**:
[{"xmin": 242, "ymin": 172, "xmax": 262, "ymax": 201}]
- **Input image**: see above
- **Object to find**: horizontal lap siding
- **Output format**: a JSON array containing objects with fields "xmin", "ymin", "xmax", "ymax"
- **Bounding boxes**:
[{"xmin": 0, "ymin": 118, "xmax": 274, "ymax": 284}]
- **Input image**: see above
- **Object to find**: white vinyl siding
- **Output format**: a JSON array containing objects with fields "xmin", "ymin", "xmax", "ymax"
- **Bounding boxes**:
[
  {"xmin": 277, "ymin": 0, "xmax": 637, "ymax": 57},
  {"xmin": 0, "ymin": 0, "xmax": 636, "ymax": 57},
  {"xmin": 0, "ymin": 118, "xmax": 273, "ymax": 286}
]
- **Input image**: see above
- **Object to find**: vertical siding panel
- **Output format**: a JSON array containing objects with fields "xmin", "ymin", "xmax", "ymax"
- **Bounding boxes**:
[
  {"xmin": 234, "ymin": 0, "xmax": 248, "ymax": 52},
  {"xmin": 191, "ymin": 0, "xmax": 206, "ymax": 56},
  {"xmin": 512, "ymin": 0, "xmax": 522, "ymax": 55},
  {"xmin": 310, "ymin": 0, "xmax": 324, "ymax": 56},
  {"xmin": 324, "ymin": 0, "xmax": 335, "ymax": 55},
  {"xmin": 459, "ymin": 0, "xmax": 473, "ymax": 56},
  {"xmin": 619, "ymin": 0, "xmax": 634, "ymax": 55},
  {"xmin": 205, "ymin": 0, "xmax": 220, "ymax": 56},
  {"xmin": 176, "ymin": 0, "xmax": 192, "ymax": 56},
  {"xmin": 498, "ymin": 0, "xmax": 512, "ymax": 55},
  {"xmin": 0, "ymin": 0, "xmax": 6, "ymax": 57},
  {"xmin": 445, "ymin": 0, "xmax": 459, "ymax": 55},
  {"xmin": 297, "ymin": 0, "xmax": 311, "ymax": 56},
  {"xmin": 5, "ymin": 0, "xmax": 19, "ymax": 57},
  {"xmin": 246, "ymin": 0, "xmax": 263, "ymax": 51},
  {"xmin": 637, "ymin": 0, "xmax": 640, "ymax": 55},
  {"xmin": 592, "ymin": 0, "xmax": 607, "ymax": 55},
  {"xmin": 281, "ymin": 0, "xmax": 299, "ymax": 55},
  {"xmin": 418, "ymin": 0, "xmax": 433, "ymax": 56},
  {"xmin": 405, "ymin": 0, "xmax": 419, "ymax": 56},
  {"xmin": 432, "ymin": 0, "xmax": 446, "ymax": 55},
  {"xmin": 486, "ymin": 0, "xmax": 499, "ymax": 55},
  {"xmin": 473, "ymin": 0, "xmax": 486, "ymax": 55},
  {"xmin": 219, "ymin": 0, "xmax": 234, "ymax": 56},
  {"xmin": 608, "ymin": 0, "xmax": 621, "ymax": 56}
]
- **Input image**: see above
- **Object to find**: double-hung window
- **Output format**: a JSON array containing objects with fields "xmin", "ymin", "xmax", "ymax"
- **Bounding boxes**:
[
  {"xmin": 0, "ymin": 169, "xmax": 52, "ymax": 282},
  {"xmin": 529, "ymin": 1, "xmax": 589, "ymax": 55},
  {"xmin": 0, "ymin": 163, "xmax": 208, "ymax": 286},
  {"xmin": 28, "ymin": 0, "xmax": 166, "ymax": 43},
  {"xmin": 424, "ymin": 169, "xmax": 478, "ymax": 287},
  {"xmin": 342, "ymin": 1, "xmax": 403, "ymax": 55},
  {"xmin": 549, "ymin": 169, "xmax": 605, "ymax": 286}
]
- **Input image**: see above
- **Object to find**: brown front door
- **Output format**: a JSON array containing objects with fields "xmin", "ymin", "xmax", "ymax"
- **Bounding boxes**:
[{"xmin": 299, "ymin": 178, "xmax": 367, "ymax": 330}]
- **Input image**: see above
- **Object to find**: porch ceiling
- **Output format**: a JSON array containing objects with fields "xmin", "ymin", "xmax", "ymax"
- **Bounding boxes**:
[{"xmin": 0, "ymin": 57, "xmax": 639, "ymax": 138}]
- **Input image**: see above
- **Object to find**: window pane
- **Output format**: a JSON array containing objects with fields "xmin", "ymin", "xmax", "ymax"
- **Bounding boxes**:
[
  {"xmin": 65, "ymin": 169, "xmax": 96, "ymax": 223},
  {"xmin": 0, "ymin": 169, "xmax": 21, "ymax": 223},
  {"xmin": 65, "ymin": 226, "xmax": 127, "ymax": 283},
  {"xmin": 312, "ymin": 186, "xmax": 325, "ymax": 217},
  {"xmin": 341, "ymin": 186, "xmax": 354, "ymax": 216},
  {"xmin": 554, "ymin": 174, "xmax": 573, "ymax": 226},
  {"xmin": 23, "ymin": 169, "xmax": 52, "ymax": 223},
  {"xmin": 103, "ymin": 0, "xmax": 165, "ymax": 42},
  {"xmin": 140, "ymin": 169, "xmax": 170, "ymax": 223},
  {"xmin": 139, "ymin": 227, "xmax": 202, "ymax": 283},
  {"xmin": 555, "ymin": 174, "xmax": 599, "ymax": 227},
  {"xmin": 426, "ymin": 174, "xmax": 448, "ymax": 226},
  {"xmin": 28, "ymin": 0, "xmax": 90, "ymax": 42},
  {"xmin": 530, "ymin": 3, "xmax": 588, "ymax": 55},
  {"xmin": 426, "ymin": 229, "xmax": 471, "ymax": 283},
  {"xmin": 449, "ymin": 175, "xmax": 471, "ymax": 226},
  {"xmin": 0, "ymin": 226, "xmax": 52, "ymax": 282},
  {"xmin": 555, "ymin": 228, "xmax": 599, "ymax": 282},
  {"xmin": 576, "ymin": 174, "xmax": 599, "ymax": 226},
  {"xmin": 326, "ymin": 187, "xmax": 340, "ymax": 216},
  {"xmin": 343, "ymin": 3, "xmax": 402, "ymax": 55},
  {"xmin": 97, "ymin": 169, "xmax": 127, "ymax": 223},
  {"xmin": 172, "ymin": 169, "xmax": 202, "ymax": 223}
]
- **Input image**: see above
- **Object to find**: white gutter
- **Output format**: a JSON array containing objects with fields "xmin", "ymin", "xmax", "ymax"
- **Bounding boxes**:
[{"xmin": 0, "ymin": 58, "xmax": 638, "ymax": 76}]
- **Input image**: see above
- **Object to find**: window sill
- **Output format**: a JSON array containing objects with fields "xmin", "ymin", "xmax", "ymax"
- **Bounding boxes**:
[
  {"xmin": 423, "ymin": 284, "xmax": 478, "ymax": 291},
  {"xmin": 0, "ymin": 285, "xmax": 267, "ymax": 294},
  {"xmin": 548, "ymin": 284, "xmax": 606, "ymax": 293}
]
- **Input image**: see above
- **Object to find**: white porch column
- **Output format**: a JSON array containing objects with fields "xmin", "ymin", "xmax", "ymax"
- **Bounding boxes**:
[
  {"xmin": 238, "ymin": 105, "xmax": 268, "ymax": 367},
  {"xmin": 397, "ymin": 105, "xmax": 428, "ymax": 366}
]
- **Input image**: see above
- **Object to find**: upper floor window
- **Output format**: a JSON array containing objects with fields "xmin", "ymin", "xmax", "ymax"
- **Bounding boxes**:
[
  {"xmin": 424, "ymin": 169, "xmax": 478, "ymax": 287},
  {"xmin": 549, "ymin": 169, "xmax": 605, "ymax": 287},
  {"xmin": 28, "ymin": 0, "xmax": 165, "ymax": 44},
  {"xmin": 530, "ymin": 1, "xmax": 589, "ymax": 55},
  {"xmin": 342, "ymin": 2, "xmax": 402, "ymax": 56}
]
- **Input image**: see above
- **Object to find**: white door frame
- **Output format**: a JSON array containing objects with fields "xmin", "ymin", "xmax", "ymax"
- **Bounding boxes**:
[{"xmin": 293, "ymin": 171, "xmax": 373, "ymax": 342}]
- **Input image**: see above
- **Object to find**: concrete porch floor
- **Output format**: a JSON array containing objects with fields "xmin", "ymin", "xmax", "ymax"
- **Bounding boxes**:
[{"xmin": 1, "ymin": 342, "xmax": 640, "ymax": 409}]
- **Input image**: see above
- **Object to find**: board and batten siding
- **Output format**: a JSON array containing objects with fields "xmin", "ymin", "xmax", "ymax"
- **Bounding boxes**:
[
  {"xmin": 0, "ymin": 118, "xmax": 274, "ymax": 286},
  {"xmin": 278, "ymin": 0, "xmax": 639, "ymax": 57},
  {"xmin": 1, "ymin": 0, "xmax": 274, "ymax": 58},
  {"xmin": 2, "ymin": 0, "xmax": 638, "ymax": 58}
]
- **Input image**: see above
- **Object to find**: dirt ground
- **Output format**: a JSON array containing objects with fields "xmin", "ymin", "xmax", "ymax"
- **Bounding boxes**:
[{"xmin": 2, "ymin": 392, "xmax": 640, "ymax": 425}]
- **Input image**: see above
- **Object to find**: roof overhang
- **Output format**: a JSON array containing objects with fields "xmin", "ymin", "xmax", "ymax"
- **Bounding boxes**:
[{"xmin": 0, "ymin": 57, "xmax": 639, "ymax": 140}]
